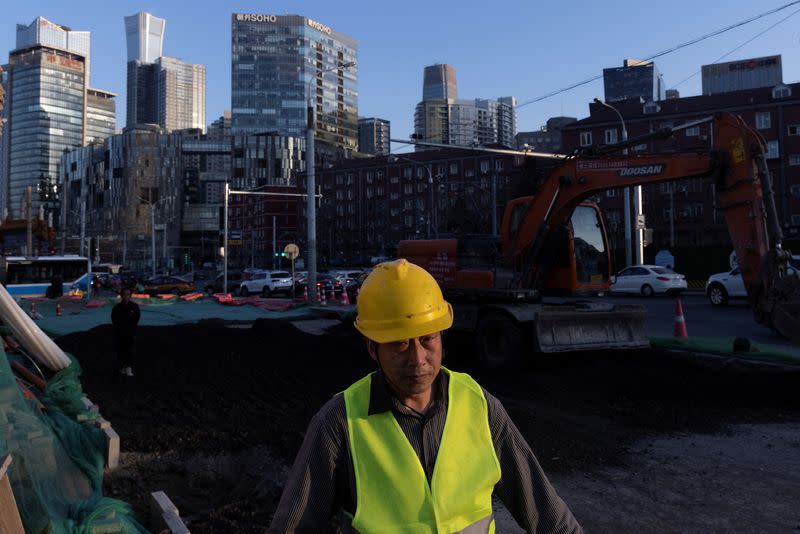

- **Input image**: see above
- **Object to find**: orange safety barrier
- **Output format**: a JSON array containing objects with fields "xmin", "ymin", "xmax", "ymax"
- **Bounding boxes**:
[
  {"xmin": 131, "ymin": 293, "xmax": 150, "ymax": 299},
  {"xmin": 156, "ymin": 294, "xmax": 179, "ymax": 300},
  {"xmin": 180, "ymin": 292, "xmax": 204, "ymax": 301}
]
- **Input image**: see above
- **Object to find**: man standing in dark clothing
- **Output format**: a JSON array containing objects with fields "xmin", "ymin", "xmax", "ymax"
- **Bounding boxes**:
[{"xmin": 111, "ymin": 287, "xmax": 140, "ymax": 377}]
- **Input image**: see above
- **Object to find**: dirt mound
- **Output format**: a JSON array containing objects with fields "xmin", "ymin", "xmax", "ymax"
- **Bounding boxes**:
[{"xmin": 56, "ymin": 322, "xmax": 800, "ymax": 532}]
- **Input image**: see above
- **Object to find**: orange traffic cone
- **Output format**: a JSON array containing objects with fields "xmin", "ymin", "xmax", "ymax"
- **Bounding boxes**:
[
  {"xmin": 303, "ymin": 286, "xmax": 308, "ymax": 301},
  {"xmin": 56, "ymin": 303, "xmax": 62, "ymax": 316},
  {"xmin": 674, "ymin": 298, "xmax": 688, "ymax": 338},
  {"xmin": 341, "ymin": 287, "xmax": 350, "ymax": 305},
  {"xmin": 321, "ymin": 287, "xmax": 327, "ymax": 306}
]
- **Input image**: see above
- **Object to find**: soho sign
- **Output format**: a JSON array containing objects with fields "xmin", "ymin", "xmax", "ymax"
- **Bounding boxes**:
[
  {"xmin": 307, "ymin": 18, "xmax": 332, "ymax": 35},
  {"xmin": 236, "ymin": 13, "xmax": 277, "ymax": 22}
]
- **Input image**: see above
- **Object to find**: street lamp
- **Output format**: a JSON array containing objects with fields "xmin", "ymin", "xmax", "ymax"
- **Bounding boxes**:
[
  {"xmin": 593, "ymin": 97, "xmax": 642, "ymax": 266},
  {"xmin": 306, "ymin": 60, "xmax": 356, "ymax": 301},
  {"xmin": 137, "ymin": 193, "xmax": 170, "ymax": 277},
  {"xmin": 388, "ymin": 154, "xmax": 435, "ymax": 238}
]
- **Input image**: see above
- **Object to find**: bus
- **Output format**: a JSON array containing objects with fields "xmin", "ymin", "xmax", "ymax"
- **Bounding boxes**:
[{"xmin": 0, "ymin": 256, "xmax": 91, "ymax": 298}]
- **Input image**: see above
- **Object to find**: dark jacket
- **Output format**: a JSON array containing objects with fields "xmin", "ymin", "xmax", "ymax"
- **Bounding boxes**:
[{"xmin": 111, "ymin": 301, "xmax": 140, "ymax": 338}]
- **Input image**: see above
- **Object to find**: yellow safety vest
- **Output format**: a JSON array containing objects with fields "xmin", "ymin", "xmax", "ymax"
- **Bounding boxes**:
[{"xmin": 343, "ymin": 367, "xmax": 502, "ymax": 533}]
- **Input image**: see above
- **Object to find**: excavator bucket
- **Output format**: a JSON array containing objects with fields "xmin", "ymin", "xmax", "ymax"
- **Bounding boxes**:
[
  {"xmin": 533, "ymin": 302, "xmax": 649, "ymax": 353},
  {"xmin": 773, "ymin": 301, "xmax": 800, "ymax": 345}
]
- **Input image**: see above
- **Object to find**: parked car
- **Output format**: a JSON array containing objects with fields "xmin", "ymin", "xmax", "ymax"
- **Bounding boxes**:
[
  {"xmin": 205, "ymin": 271, "xmax": 243, "ymax": 295},
  {"xmin": 610, "ymin": 265, "xmax": 687, "ymax": 297},
  {"xmin": 143, "ymin": 276, "xmax": 195, "ymax": 295},
  {"xmin": 240, "ymin": 270, "xmax": 294, "ymax": 297},
  {"xmin": 296, "ymin": 272, "xmax": 339, "ymax": 297},
  {"xmin": 707, "ymin": 259, "xmax": 799, "ymax": 306}
]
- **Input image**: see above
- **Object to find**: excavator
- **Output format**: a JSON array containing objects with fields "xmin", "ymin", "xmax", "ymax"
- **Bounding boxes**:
[{"xmin": 399, "ymin": 112, "xmax": 800, "ymax": 367}]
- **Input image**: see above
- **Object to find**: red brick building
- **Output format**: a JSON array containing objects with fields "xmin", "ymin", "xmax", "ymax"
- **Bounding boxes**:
[
  {"xmin": 228, "ymin": 185, "xmax": 299, "ymax": 269},
  {"xmin": 297, "ymin": 149, "xmax": 530, "ymax": 266},
  {"xmin": 561, "ymin": 82, "xmax": 800, "ymax": 262}
]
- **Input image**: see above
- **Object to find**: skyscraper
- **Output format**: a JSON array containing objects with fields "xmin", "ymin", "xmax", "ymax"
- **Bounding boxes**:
[
  {"xmin": 125, "ymin": 12, "xmax": 205, "ymax": 132},
  {"xmin": 124, "ymin": 12, "xmax": 165, "ymax": 63},
  {"xmin": 423, "ymin": 64, "xmax": 457, "ymax": 100},
  {"xmin": 3, "ymin": 17, "xmax": 90, "ymax": 219},
  {"xmin": 231, "ymin": 13, "xmax": 359, "ymax": 152},
  {"xmin": 86, "ymin": 88, "xmax": 117, "ymax": 143},
  {"xmin": 414, "ymin": 64, "xmax": 516, "ymax": 149}
]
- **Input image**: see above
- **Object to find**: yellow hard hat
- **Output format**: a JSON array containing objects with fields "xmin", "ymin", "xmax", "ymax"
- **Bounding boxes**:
[{"xmin": 354, "ymin": 259, "xmax": 453, "ymax": 343}]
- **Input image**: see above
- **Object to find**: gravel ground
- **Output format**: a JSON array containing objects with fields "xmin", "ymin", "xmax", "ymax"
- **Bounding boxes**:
[{"xmin": 55, "ymin": 319, "xmax": 800, "ymax": 532}]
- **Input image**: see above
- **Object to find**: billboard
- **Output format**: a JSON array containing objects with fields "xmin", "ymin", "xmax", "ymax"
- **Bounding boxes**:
[{"xmin": 702, "ymin": 55, "xmax": 782, "ymax": 95}]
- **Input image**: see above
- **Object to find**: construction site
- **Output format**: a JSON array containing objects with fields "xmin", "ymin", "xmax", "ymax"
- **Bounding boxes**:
[
  {"xmin": 0, "ymin": 289, "xmax": 796, "ymax": 532},
  {"xmin": 1, "ymin": 113, "xmax": 799, "ymax": 532}
]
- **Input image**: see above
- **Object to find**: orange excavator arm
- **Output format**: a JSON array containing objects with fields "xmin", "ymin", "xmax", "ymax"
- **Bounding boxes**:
[{"xmin": 502, "ymin": 112, "xmax": 800, "ymax": 342}]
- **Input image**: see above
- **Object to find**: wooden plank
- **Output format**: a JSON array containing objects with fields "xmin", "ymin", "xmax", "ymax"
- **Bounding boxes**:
[{"xmin": 0, "ymin": 454, "xmax": 25, "ymax": 534}]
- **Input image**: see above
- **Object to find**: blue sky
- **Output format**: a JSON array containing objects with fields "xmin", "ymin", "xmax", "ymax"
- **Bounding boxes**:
[{"xmin": 3, "ymin": 1, "xmax": 799, "ymax": 144}]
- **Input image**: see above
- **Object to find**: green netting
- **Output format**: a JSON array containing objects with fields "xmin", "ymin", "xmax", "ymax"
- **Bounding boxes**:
[
  {"xmin": 34, "ymin": 298, "xmax": 313, "ymax": 337},
  {"xmin": 0, "ymin": 345, "xmax": 149, "ymax": 532},
  {"xmin": 651, "ymin": 336, "xmax": 800, "ymax": 365}
]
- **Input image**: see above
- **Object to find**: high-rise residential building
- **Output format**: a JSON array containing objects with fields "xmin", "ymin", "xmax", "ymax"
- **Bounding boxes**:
[
  {"xmin": 3, "ymin": 17, "xmax": 90, "ymax": 220},
  {"xmin": 86, "ymin": 88, "xmax": 117, "ymax": 143},
  {"xmin": 358, "ymin": 117, "xmax": 390, "ymax": 155},
  {"xmin": 125, "ymin": 12, "xmax": 205, "ymax": 132},
  {"xmin": 414, "ymin": 64, "xmax": 515, "ymax": 149},
  {"xmin": 423, "ymin": 64, "xmax": 457, "ymax": 100},
  {"xmin": 125, "ymin": 11, "xmax": 165, "ymax": 63},
  {"xmin": 155, "ymin": 57, "xmax": 206, "ymax": 131},
  {"xmin": 701, "ymin": 55, "xmax": 782, "ymax": 96},
  {"xmin": 231, "ymin": 13, "xmax": 359, "ymax": 152},
  {"xmin": 603, "ymin": 59, "xmax": 665, "ymax": 103}
]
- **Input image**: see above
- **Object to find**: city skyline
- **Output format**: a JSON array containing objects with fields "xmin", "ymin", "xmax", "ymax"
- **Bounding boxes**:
[{"xmin": 2, "ymin": 1, "xmax": 799, "ymax": 150}]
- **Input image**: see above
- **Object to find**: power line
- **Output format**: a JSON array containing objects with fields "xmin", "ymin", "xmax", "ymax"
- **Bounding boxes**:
[
  {"xmin": 515, "ymin": 0, "xmax": 800, "ymax": 109},
  {"xmin": 669, "ymin": 6, "xmax": 800, "ymax": 90}
]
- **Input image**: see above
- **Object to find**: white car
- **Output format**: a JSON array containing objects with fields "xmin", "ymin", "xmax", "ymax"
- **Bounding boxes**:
[
  {"xmin": 239, "ymin": 270, "xmax": 294, "ymax": 296},
  {"xmin": 707, "ymin": 258, "xmax": 799, "ymax": 306},
  {"xmin": 610, "ymin": 265, "xmax": 687, "ymax": 297}
]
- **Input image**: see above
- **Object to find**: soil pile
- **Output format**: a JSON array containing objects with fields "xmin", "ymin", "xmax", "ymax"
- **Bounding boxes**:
[{"xmin": 55, "ymin": 321, "xmax": 800, "ymax": 531}]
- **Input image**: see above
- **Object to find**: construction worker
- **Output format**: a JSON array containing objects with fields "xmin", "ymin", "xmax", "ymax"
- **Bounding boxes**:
[{"xmin": 270, "ymin": 259, "xmax": 582, "ymax": 533}]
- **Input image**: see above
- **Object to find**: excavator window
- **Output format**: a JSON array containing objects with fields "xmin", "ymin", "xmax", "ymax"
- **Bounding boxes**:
[
  {"xmin": 508, "ymin": 202, "xmax": 529, "ymax": 240},
  {"xmin": 571, "ymin": 205, "xmax": 609, "ymax": 284}
]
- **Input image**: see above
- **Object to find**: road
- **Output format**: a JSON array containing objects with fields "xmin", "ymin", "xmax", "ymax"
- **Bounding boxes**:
[{"xmin": 604, "ymin": 292, "xmax": 800, "ymax": 355}]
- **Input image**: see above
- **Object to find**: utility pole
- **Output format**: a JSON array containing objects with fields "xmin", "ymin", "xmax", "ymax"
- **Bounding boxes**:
[
  {"xmin": 272, "ymin": 215, "xmax": 277, "ymax": 270},
  {"xmin": 491, "ymin": 173, "xmax": 498, "ymax": 236},
  {"xmin": 670, "ymin": 184, "xmax": 675, "ymax": 248},
  {"xmin": 26, "ymin": 186, "xmax": 33, "ymax": 255}
]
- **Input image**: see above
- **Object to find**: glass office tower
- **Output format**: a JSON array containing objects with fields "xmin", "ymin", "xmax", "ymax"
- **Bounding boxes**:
[
  {"xmin": 5, "ymin": 18, "xmax": 89, "ymax": 218},
  {"xmin": 231, "ymin": 14, "xmax": 358, "ymax": 151}
]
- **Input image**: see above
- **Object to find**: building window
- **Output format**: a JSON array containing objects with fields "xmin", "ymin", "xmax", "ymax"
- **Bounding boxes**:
[
  {"xmin": 789, "ymin": 155, "xmax": 800, "ymax": 166},
  {"xmin": 756, "ymin": 112, "xmax": 771, "ymax": 130},
  {"xmin": 403, "ymin": 167, "xmax": 412, "ymax": 179},
  {"xmin": 404, "ymin": 215, "xmax": 414, "ymax": 228},
  {"xmin": 580, "ymin": 132, "xmax": 592, "ymax": 147},
  {"xmin": 417, "ymin": 167, "xmax": 425, "ymax": 178},
  {"xmin": 390, "ymin": 192, "xmax": 399, "ymax": 200},
  {"xmin": 449, "ymin": 163, "xmax": 458, "ymax": 175},
  {"xmin": 403, "ymin": 183, "xmax": 413, "ymax": 194},
  {"xmin": 773, "ymin": 85, "xmax": 792, "ymax": 99},
  {"xmin": 788, "ymin": 125, "xmax": 799, "ymax": 136},
  {"xmin": 685, "ymin": 126, "xmax": 700, "ymax": 137},
  {"xmin": 390, "ymin": 176, "xmax": 399, "ymax": 184},
  {"xmin": 604, "ymin": 129, "xmax": 618, "ymax": 144},
  {"xmin": 766, "ymin": 140, "xmax": 779, "ymax": 159},
  {"xmin": 791, "ymin": 214, "xmax": 800, "ymax": 226},
  {"xmin": 494, "ymin": 160, "xmax": 504, "ymax": 171},
  {"xmin": 790, "ymin": 185, "xmax": 800, "ymax": 197},
  {"xmin": 335, "ymin": 174, "xmax": 343, "ymax": 185},
  {"xmin": 465, "ymin": 168, "xmax": 475, "ymax": 177},
  {"xmin": 633, "ymin": 143, "xmax": 648, "ymax": 152},
  {"xmin": 480, "ymin": 161, "xmax": 490, "ymax": 174},
  {"xmin": 606, "ymin": 189, "xmax": 618, "ymax": 198}
]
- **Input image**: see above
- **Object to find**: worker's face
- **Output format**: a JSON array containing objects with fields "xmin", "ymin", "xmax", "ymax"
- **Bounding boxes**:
[
  {"xmin": 368, "ymin": 332, "xmax": 443, "ymax": 398},
  {"xmin": 121, "ymin": 289, "xmax": 131, "ymax": 303}
]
